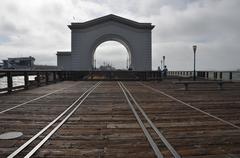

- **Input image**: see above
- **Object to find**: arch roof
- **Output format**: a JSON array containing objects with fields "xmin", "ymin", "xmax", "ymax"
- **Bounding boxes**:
[{"xmin": 68, "ymin": 14, "xmax": 154, "ymax": 30}]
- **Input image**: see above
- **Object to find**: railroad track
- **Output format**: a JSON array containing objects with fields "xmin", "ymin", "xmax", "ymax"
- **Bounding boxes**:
[
  {"xmin": 7, "ymin": 82, "xmax": 101, "ymax": 158},
  {"xmin": 0, "ymin": 82, "xmax": 80, "ymax": 114},
  {"xmin": 139, "ymin": 82, "xmax": 240, "ymax": 131},
  {"xmin": 1, "ymin": 81, "xmax": 239, "ymax": 157},
  {"xmin": 118, "ymin": 81, "xmax": 181, "ymax": 158},
  {"xmin": 120, "ymin": 81, "xmax": 240, "ymax": 157}
]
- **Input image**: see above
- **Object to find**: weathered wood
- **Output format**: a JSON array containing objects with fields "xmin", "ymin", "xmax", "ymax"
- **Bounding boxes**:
[
  {"xmin": 45, "ymin": 72, "xmax": 49, "ymax": 85},
  {"xmin": 6, "ymin": 72, "xmax": 13, "ymax": 93},
  {"xmin": 0, "ymin": 81, "xmax": 239, "ymax": 157},
  {"xmin": 174, "ymin": 80, "xmax": 233, "ymax": 90},
  {"xmin": 53, "ymin": 72, "xmax": 56, "ymax": 83}
]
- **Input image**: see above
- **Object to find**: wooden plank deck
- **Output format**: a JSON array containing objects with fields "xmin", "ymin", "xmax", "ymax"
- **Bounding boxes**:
[{"xmin": 0, "ymin": 81, "xmax": 240, "ymax": 157}]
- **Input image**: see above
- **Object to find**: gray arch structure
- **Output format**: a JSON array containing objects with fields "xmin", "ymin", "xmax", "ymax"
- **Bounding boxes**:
[{"xmin": 57, "ymin": 14, "xmax": 154, "ymax": 71}]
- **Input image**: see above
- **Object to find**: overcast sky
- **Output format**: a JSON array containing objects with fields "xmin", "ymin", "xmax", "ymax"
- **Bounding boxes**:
[{"xmin": 0, "ymin": 0, "xmax": 240, "ymax": 70}]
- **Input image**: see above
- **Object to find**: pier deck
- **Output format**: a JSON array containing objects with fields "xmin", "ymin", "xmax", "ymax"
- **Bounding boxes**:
[{"xmin": 0, "ymin": 81, "xmax": 240, "ymax": 157}]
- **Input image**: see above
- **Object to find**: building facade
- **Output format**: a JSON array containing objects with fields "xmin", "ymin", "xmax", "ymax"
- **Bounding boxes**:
[
  {"xmin": 57, "ymin": 14, "xmax": 154, "ymax": 71},
  {"xmin": 2, "ymin": 56, "xmax": 35, "ymax": 69}
]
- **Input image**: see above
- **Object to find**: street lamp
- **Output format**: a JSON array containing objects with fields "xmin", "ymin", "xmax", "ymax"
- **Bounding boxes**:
[
  {"xmin": 193, "ymin": 45, "xmax": 197, "ymax": 81},
  {"xmin": 163, "ymin": 56, "xmax": 166, "ymax": 69}
]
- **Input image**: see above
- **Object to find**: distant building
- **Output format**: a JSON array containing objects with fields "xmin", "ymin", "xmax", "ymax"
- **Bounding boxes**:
[
  {"xmin": 99, "ymin": 63, "xmax": 116, "ymax": 71},
  {"xmin": 2, "ymin": 56, "xmax": 35, "ymax": 69},
  {"xmin": 33, "ymin": 65, "xmax": 59, "ymax": 70}
]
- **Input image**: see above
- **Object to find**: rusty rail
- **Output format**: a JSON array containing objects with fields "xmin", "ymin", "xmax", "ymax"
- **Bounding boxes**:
[
  {"xmin": 139, "ymin": 82, "xmax": 240, "ymax": 130},
  {"xmin": 119, "ymin": 82, "xmax": 181, "ymax": 158},
  {"xmin": 7, "ymin": 82, "xmax": 100, "ymax": 158}
]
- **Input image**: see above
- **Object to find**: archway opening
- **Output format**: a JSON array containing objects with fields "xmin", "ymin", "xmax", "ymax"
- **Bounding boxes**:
[{"xmin": 93, "ymin": 41, "xmax": 130, "ymax": 71}]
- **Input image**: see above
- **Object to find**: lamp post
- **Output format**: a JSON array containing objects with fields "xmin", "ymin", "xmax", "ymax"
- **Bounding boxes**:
[
  {"xmin": 163, "ymin": 56, "xmax": 165, "ymax": 68},
  {"xmin": 193, "ymin": 45, "xmax": 197, "ymax": 81}
]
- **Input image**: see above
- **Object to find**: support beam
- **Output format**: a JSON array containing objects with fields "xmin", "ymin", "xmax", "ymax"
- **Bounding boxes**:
[
  {"xmin": 53, "ymin": 72, "xmax": 56, "ymax": 83},
  {"xmin": 7, "ymin": 72, "xmax": 13, "ymax": 93},
  {"xmin": 37, "ymin": 72, "xmax": 41, "ymax": 87},
  {"xmin": 45, "ymin": 72, "xmax": 49, "ymax": 84}
]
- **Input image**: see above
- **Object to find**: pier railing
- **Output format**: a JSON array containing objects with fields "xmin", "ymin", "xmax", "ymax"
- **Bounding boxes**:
[
  {"xmin": 2, "ymin": 70, "xmax": 239, "ymax": 93},
  {"xmin": 0, "ymin": 70, "xmax": 62, "ymax": 93},
  {"xmin": 168, "ymin": 71, "xmax": 240, "ymax": 81},
  {"xmin": 61, "ymin": 71, "xmax": 162, "ymax": 81},
  {"xmin": 0, "ymin": 70, "xmax": 162, "ymax": 93}
]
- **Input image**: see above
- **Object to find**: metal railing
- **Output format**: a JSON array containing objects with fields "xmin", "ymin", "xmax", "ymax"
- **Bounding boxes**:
[{"xmin": 168, "ymin": 71, "xmax": 240, "ymax": 81}]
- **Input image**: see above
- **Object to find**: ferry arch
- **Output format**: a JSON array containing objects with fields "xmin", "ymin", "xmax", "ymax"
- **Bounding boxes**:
[{"xmin": 57, "ymin": 14, "xmax": 154, "ymax": 71}]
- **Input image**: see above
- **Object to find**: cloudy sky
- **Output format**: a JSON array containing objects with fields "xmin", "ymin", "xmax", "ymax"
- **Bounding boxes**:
[{"xmin": 0, "ymin": 0, "xmax": 240, "ymax": 70}]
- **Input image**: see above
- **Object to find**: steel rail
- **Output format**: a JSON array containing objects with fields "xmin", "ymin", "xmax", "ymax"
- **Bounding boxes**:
[
  {"xmin": 120, "ymin": 82, "xmax": 181, "ymax": 158},
  {"xmin": 139, "ymin": 82, "xmax": 240, "ymax": 130},
  {"xmin": 7, "ymin": 82, "xmax": 101, "ymax": 158},
  {"xmin": 118, "ymin": 82, "xmax": 163, "ymax": 158},
  {"xmin": 24, "ymin": 81, "xmax": 100, "ymax": 158},
  {"xmin": 0, "ymin": 82, "xmax": 80, "ymax": 114}
]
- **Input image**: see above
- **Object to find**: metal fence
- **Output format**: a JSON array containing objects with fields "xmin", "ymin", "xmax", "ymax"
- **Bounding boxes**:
[{"xmin": 168, "ymin": 71, "xmax": 240, "ymax": 81}]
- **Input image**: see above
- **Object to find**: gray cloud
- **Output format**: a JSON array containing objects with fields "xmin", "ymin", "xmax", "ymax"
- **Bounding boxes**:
[{"xmin": 0, "ymin": 0, "xmax": 239, "ymax": 70}]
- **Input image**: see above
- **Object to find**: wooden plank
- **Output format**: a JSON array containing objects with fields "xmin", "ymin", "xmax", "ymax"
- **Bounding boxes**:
[{"xmin": 0, "ymin": 81, "xmax": 239, "ymax": 157}]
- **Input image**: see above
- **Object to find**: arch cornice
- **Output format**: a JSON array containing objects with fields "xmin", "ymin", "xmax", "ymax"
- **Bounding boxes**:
[{"xmin": 69, "ymin": 14, "xmax": 154, "ymax": 30}]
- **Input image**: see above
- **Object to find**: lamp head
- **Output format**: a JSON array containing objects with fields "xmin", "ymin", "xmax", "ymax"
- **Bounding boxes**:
[{"xmin": 193, "ymin": 45, "xmax": 197, "ymax": 52}]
